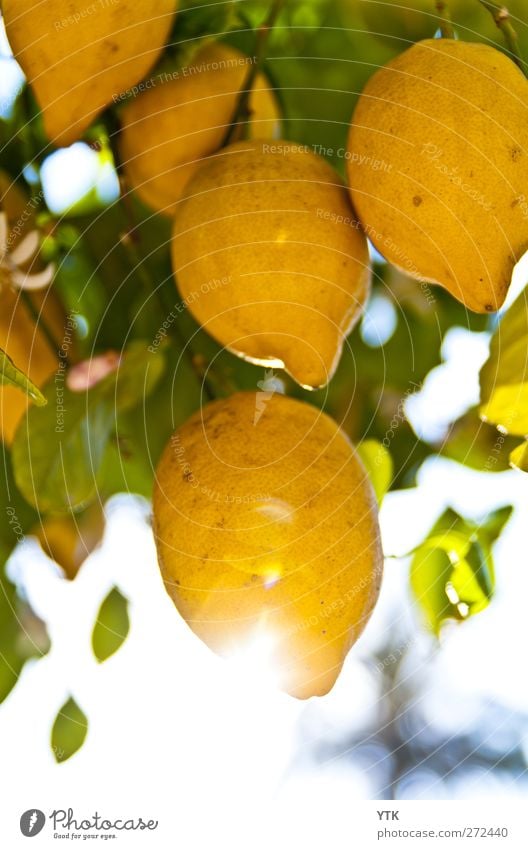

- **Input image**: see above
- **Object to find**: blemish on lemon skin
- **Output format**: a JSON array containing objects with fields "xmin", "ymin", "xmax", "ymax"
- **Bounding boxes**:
[{"xmin": 412, "ymin": 195, "xmax": 423, "ymax": 207}]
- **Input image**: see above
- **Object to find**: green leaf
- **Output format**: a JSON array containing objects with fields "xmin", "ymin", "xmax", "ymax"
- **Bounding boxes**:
[
  {"xmin": 11, "ymin": 342, "xmax": 165, "ymax": 514},
  {"xmin": 0, "ymin": 567, "xmax": 50, "ymax": 703},
  {"xmin": 100, "ymin": 346, "xmax": 201, "ymax": 500},
  {"xmin": 92, "ymin": 587, "xmax": 130, "ymax": 663},
  {"xmin": 410, "ymin": 507, "xmax": 499, "ymax": 634},
  {"xmin": 357, "ymin": 439, "xmax": 393, "ymax": 504},
  {"xmin": 0, "ymin": 445, "xmax": 47, "ymax": 703},
  {"xmin": 410, "ymin": 546, "xmax": 454, "ymax": 634},
  {"xmin": 0, "ymin": 347, "xmax": 46, "ymax": 407},
  {"xmin": 429, "ymin": 507, "xmax": 472, "ymax": 539},
  {"xmin": 478, "ymin": 505, "xmax": 513, "ymax": 547},
  {"xmin": 463, "ymin": 540, "xmax": 493, "ymax": 602},
  {"xmin": 441, "ymin": 408, "xmax": 518, "ymax": 472},
  {"xmin": 12, "ymin": 380, "xmax": 113, "ymax": 514},
  {"xmin": 175, "ymin": 0, "xmax": 237, "ymax": 44},
  {"xmin": 51, "ymin": 697, "xmax": 88, "ymax": 763},
  {"xmin": 51, "ymin": 234, "xmax": 108, "ymax": 356},
  {"xmin": 480, "ymin": 290, "xmax": 528, "ymax": 436}
]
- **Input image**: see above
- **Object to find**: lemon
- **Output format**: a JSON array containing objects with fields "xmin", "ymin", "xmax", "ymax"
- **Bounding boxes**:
[
  {"xmin": 347, "ymin": 39, "xmax": 528, "ymax": 312},
  {"xmin": 153, "ymin": 392, "xmax": 383, "ymax": 699},
  {"xmin": 4, "ymin": 0, "xmax": 178, "ymax": 146},
  {"xmin": 172, "ymin": 139, "xmax": 370, "ymax": 389},
  {"xmin": 120, "ymin": 42, "xmax": 280, "ymax": 215}
]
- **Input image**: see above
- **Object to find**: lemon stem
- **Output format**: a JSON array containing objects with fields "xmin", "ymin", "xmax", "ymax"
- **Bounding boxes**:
[
  {"xmin": 478, "ymin": 1, "xmax": 526, "ymax": 73},
  {"xmin": 222, "ymin": 0, "xmax": 285, "ymax": 147},
  {"xmin": 435, "ymin": 1, "xmax": 454, "ymax": 38}
]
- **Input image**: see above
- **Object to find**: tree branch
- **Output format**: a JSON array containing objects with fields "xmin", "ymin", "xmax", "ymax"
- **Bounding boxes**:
[
  {"xmin": 221, "ymin": 0, "xmax": 285, "ymax": 147},
  {"xmin": 478, "ymin": 1, "xmax": 526, "ymax": 73}
]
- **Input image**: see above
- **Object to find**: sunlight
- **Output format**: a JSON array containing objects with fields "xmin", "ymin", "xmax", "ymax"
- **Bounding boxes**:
[
  {"xmin": 41, "ymin": 142, "xmax": 119, "ymax": 214},
  {"xmin": 225, "ymin": 621, "xmax": 283, "ymax": 693}
]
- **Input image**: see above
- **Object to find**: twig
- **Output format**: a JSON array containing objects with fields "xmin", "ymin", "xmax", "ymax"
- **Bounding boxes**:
[
  {"xmin": 221, "ymin": 0, "xmax": 285, "ymax": 147},
  {"xmin": 119, "ymin": 234, "xmax": 216, "ymax": 404},
  {"xmin": 435, "ymin": 1, "xmax": 454, "ymax": 39},
  {"xmin": 478, "ymin": 1, "xmax": 526, "ymax": 73},
  {"xmin": 102, "ymin": 109, "xmax": 140, "ymax": 244},
  {"xmin": 102, "ymin": 112, "xmax": 216, "ymax": 401},
  {"xmin": 20, "ymin": 290, "xmax": 65, "ymax": 363}
]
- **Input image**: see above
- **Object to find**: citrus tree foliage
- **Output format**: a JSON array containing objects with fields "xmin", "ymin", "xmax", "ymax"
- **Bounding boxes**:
[{"xmin": 0, "ymin": 0, "xmax": 526, "ymax": 753}]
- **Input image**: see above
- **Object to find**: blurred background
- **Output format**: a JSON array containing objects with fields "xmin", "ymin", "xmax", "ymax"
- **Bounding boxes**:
[{"xmin": 1, "ymin": 1, "xmax": 528, "ymax": 830}]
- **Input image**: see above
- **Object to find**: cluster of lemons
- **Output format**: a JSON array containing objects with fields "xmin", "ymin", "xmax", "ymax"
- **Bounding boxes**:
[{"xmin": 3, "ymin": 1, "xmax": 528, "ymax": 697}]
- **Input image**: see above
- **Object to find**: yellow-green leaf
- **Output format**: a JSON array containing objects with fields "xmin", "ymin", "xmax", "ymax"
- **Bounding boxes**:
[
  {"xmin": 12, "ymin": 341, "xmax": 165, "ymax": 514},
  {"xmin": 479, "ymin": 291, "xmax": 528, "ymax": 436},
  {"xmin": 91, "ymin": 587, "xmax": 130, "ymax": 663},
  {"xmin": 0, "ymin": 347, "xmax": 46, "ymax": 407},
  {"xmin": 410, "ymin": 546, "xmax": 454, "ymax": 634},
  {"xmin": 357, "ymin": 439, "xmax": 393, "ymax": 505},
  {"xmin": 51, "ymin": 697, "xmax": 88, "ymax": 763},
  {"xmin": 410, "ymin": 509, "xmax": 497, "ymax": 634},
  {"xmin": 480, "ymin": 383, "xmax": 528, "ymax": 436},
  {"xmin": 510, "ymin": 440, "xmax": 528, "ymax": 471}
]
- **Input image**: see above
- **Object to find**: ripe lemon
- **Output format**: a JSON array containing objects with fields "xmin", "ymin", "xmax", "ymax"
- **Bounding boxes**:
[
  {"xmin": 347, "ymin": 39, "xmax": 528, "ymax": 312},
  {"xmin": 4, "ymin": 0, "xmax": 178, "ymax": 146},
  {"xmin": 120, "ymin": 42, "xmax": 280, "ymax": 215},
  {"xmin": 172, "ymin": 140, "xmax": 370, "ymax": 389},
  {"xmin": 152, "ymin": 392, "xmax": 383, "ymax": 699}
]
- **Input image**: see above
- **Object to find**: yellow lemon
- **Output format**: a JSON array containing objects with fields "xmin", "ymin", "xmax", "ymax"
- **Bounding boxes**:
[
  {"xmin": 152, "ymin": 392, "xmax": 383, "ymax": 699},
  {"xmin": 4, "ymin": 0, "xmax": 178, "ymax": 146},
  {"xmin": 120, "ymin": 42, "xmax": 280, "ymax": 215},
  {"xmin": 172, "ymin": 140, "xmax": 371, "ymax": 389},
  {"xmin": 347, "ymin": 39, "xmax": 528, "ymax": 312}
]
